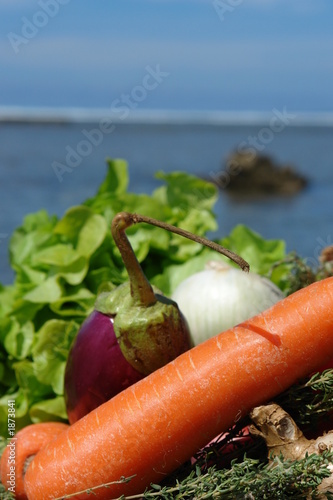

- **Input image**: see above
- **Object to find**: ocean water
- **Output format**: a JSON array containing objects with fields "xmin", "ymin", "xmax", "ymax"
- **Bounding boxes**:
[{"xmin": 1, "ymin": 111, "xmax": 333, "ymax": 285}]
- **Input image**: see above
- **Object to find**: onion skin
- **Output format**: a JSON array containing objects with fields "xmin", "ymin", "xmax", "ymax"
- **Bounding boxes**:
[
  {"xmin": 64, "ymin": 310, "xmax": 144, "ymax": 424},
  {"xmin": 172, "ymin": 262, "xmax": 284, "ymax": 345}
]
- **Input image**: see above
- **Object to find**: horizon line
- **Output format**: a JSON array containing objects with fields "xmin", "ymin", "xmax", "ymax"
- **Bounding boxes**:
[{"xmin": 1, "ymin": 105, "xmax": 333, "ymax": 127}]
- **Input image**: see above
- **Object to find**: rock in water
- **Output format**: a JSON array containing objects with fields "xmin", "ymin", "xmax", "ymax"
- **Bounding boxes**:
[{"xmin": 213, "ymin": 151, "xmax": 308, "ymax": 196}]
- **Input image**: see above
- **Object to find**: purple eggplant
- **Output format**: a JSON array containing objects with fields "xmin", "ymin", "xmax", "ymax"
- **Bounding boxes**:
[{"xmin": 64, "ymin": 310, "xmax": 144, "ymax": 424}]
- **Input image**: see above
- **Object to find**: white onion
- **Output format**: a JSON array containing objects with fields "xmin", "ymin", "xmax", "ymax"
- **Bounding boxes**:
[{"xmin": 172, "ymin": 260, "xmax": 284, "ymax": 345}]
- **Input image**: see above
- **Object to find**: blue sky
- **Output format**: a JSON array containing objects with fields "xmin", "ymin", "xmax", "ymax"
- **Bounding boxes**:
[{"xmin": 1, "ymin": 0, "xmax": 333, "ymax": 112}]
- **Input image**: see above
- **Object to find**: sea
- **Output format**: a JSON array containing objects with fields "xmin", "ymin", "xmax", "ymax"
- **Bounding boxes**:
[{"xmin": 1, "ymin": 107, "xmax": 333, "ymax": 285}]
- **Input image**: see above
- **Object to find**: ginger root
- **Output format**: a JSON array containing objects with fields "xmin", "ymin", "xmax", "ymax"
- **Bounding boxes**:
[{"xmin": 249, "ymin": 403, "xmax": 333, "ymax": 497}]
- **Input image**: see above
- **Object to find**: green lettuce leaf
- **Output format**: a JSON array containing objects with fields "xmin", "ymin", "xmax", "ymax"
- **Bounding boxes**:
[
  {"xmin": 29, "ymin": 396, "xmax": 68, "ymax": 423},
  {"xmin": 32, "ymin": 319, "xmax": 78, "ymax": 395},
  {"xmin": 220, "ymin": 224, "xmax": 286, "ymax": 275},
  {"xmin": 0, "ymin": 318, "xmax": 34, "ymax": 360}
]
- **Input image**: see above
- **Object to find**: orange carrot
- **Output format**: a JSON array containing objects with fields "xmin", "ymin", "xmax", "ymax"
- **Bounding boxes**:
[
  {"xmin": 24, "ymin": 277, "xmax": 333, "ymax": 499},
  {"xmin": 0, "ymin": 422, "xmax": 69, "ymax": 500}
]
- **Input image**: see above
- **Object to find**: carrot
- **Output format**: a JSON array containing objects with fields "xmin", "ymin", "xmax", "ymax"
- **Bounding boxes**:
[
  {"xmin": 0, "ymin": 422, "xmax": 69, "ymax": 500},
  {"xmin": 24, "ymin": 277, "xmax": 333, "ymax": 500}
]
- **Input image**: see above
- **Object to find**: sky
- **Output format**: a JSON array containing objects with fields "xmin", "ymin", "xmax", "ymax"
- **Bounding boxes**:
[{"xmin": 1, "ymin": 0, "xmax": 333, "ymax": 113}]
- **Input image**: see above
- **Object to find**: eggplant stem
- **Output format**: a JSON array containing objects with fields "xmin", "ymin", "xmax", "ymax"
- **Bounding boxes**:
[
  {"xmin": 131, "ymin": 213, "xmax": 250, "ymax": 272},
  {"xmin": 112, "ymin": 212, "xmax": 250, "ymax": 280},
  {"xmin": 111, "ymin": 212, "xmax": 157, "ymax": 306}
]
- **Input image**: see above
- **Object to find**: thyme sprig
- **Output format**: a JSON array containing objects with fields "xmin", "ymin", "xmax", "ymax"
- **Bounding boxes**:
[
  {"xmin": 268, "ymin": 252, "xmax": 333, "ymax": 296},
  {"xmin": 107, "ymin": 452, "xmax": 333, "ymax": 499},
  {"xmin": 276, "ymin": 369, "xmax": 333, "ymax": 428}
]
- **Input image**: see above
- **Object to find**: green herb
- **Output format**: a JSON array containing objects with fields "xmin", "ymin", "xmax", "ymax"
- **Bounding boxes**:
[
  {"xmin": 51, "ymin": 453, "xmax": 333, "ymax": 499},
  {"xmin": 268, "ymin": 252, "xmax": 333, "ymax": 296},
  {"xmin": 276, "ymin": 369, "xmax": 333, "ymax": 429},
  {"xmin": 141, "ymin": 453, "xmax": 333, "ymax": 499}
]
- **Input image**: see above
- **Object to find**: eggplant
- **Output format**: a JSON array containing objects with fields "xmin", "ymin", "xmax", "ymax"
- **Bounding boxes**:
[
  {"xmin": 64, "ymin": 212, "xmax": 248, "ymax": 424},
  {"xmin": 64, "ymin": 310, "xmax": 144, "ymax": 424}
]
